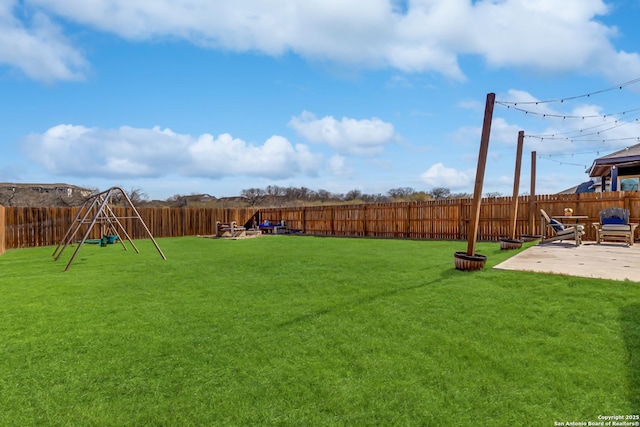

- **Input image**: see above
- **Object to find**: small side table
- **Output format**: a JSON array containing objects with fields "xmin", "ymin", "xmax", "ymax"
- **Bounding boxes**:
[{"xmin": 552, "ymin": 215, "xmax": 588, "ymax": 224}]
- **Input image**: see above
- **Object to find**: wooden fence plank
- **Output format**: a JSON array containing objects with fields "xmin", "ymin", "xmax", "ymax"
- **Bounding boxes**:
[{"xmin": 0, "ymin": 205, "xmax": 5, "ymax": 255}]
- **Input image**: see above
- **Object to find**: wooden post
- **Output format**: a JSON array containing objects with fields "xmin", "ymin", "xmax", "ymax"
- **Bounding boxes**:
[
  {"xmin": 302, "ymin": 207, "xmax": 306, "ymax": 234},
  {"xmin": 529, "ymin": 151, "xmax": 537, "ymax": 235},
  {"xmin": 407, "ymin": 202, "xmax": 411, "ymax": 239},
  {"xmin": 363, "ymin": 204, "xmax": 368, "ymax": 237},
  {"xmin": 330, "ymin": 208, "xmax": 334, "ymax": 236},
  {"xmin": 510, "ymin": 131, "xmax": 525, "ymax": 239},
  {"xmin": 466, "ymin": 93, "xmax": 495, "ymax": 256}
]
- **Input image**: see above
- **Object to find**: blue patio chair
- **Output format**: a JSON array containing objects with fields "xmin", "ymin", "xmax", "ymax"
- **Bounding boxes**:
[{"xmin": 593, "ymin": 207, "xmax": 637, "ymax": 245}]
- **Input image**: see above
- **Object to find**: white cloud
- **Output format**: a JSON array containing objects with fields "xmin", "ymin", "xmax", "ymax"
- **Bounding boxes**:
[
  {"xmin": 0, "ymin": 1, "xmax": 87, "ymax": 82},
  {"xmin": 3, "ymin": 0, "xmax": 637, "ymax": 83},
  {"xmin": 189, "ymin": 133, "xmax": 321, "ymax": 179},
  {"xmin": 468, "ymin": 1, "xmax": 615, "ymax": 71},
  {"xmin": 420, "ymin": 162, "xmax": 473, "ymax": 190},
  {"xmin": 327, "ymin": 154, "xmax": 351, "ymax": 176},
  {"xmin": 289, "ymin": 110, "xmax": 397, "ymax": 155},
  {"xmin": 23, "ymin": 124, "xmax": 323, "ymax": 180}
]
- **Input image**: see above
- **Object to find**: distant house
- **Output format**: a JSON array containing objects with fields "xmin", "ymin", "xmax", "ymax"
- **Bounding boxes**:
[
  {"xmin": 587, "ymin": 143, "xmax": 640, "ymax": 192},
  {"xmin": 0, "ymin": 183, "xmax": 93, "ymax": 197},
  {"xmin": 0, "ymin": 183, "xmax": 94, "ymax": 206},
  {"xmin": 558, "ymin": 179, "xmax": 598, "ymax": 194}
]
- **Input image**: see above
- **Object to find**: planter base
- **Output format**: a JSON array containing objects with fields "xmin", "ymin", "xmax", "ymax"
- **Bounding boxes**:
[
  {"xmin": 454, "ymin": 251, "xmax": 487, "ymax": 271},
  {"xmin": 499, "ymin": 238, "xmax": 523, "ymax": 250},
  {"xmin": 521, "ymin": 234, "xmax": 541, "ymax": 242}
]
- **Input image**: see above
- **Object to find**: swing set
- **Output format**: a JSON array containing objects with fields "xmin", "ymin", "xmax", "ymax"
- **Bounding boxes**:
[{"xmin": 52, "ymin": 186, "xmax": 166, "ymax": 271}]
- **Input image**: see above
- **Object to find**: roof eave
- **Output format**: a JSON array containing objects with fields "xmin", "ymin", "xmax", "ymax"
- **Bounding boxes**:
[{"xmin": 588, "ymin": 155, "xmax": 640, "ymax": 177}]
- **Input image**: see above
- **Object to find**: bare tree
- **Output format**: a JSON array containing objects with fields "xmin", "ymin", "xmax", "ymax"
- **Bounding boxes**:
[
  {"xmin": 344, "ymin": 189, "xmax": 363, "ymax": 201},
  {"xmin": 265, "ymin": 185, "xmax": 285, "ymax": 197},
  {"xmin": 241, "ymin": 188, "xmax": 266, "ymax": 206},
  {"xmin": 362, "ymin": 193, "xmax": 390, "ymax": 203},
  {"xmin": 283, "ymin": 186, "xmax": 307, "ymax": 202},
  {"xmin": 484, "ymin": 192, "xmax": 503, "ymax": 198},
  {"xmin": 388, "ymin": 187, "xmax": 415, "ymax": 199},
  {"xmin": 429, "ymin": 187, "xmax": 451, "ymax": 200},
  {"xmin": 128, "ymin": 187, "xmax": 149, "ymax": 205}
]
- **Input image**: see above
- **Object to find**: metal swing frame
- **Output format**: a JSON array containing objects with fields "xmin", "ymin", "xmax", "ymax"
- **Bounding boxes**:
[{"xmin": 52, "ymin": 186, "xmax": 166, "ymax": 271}]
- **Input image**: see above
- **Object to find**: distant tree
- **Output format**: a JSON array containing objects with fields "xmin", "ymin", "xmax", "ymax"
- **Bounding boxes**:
[
  {"xmin": 316, "ymin": 189, "xmax": 331, "ymax": 201},
  {"xmin": 450, "ymin": 192, "xmax": 473, "ymax": 199},
  {"xmin": 362, "ymin": 193, "xmax": 390, "ymax": 203},
  {"xmin": 127, "ymin": 187, "xmax": 149, "ymax": 205},
  {"xmin": 429, "ymin": 187, "xmax": 451, "ymax": 200},
  {"xmin": 410, "ymin": 191, "xmax": 432, "ymax": 201},
  {"xmin": 344, "ymin": 189, "xmax": 363, "ymax": 201},
  {"xmin": 109, "ymin": 187, "xmax": 145, "ymax": 206},
  {"xmin": 265, "ymin": 185, "xmax": 285, "ymax": 197},
  {"xmin": 165, "ymin": 193, "xmax": 187, "ymax": 207},
  {"xmin": 241, "ymin": 188, "xmax": 266, "ymax": 206},
  {"xmin": 484, "ymin": 192, "xmax": 503, "ymax": 198},
  {"xmin": 388, "ymin": 187, "xmax": 415, "ymax": 199},
  {"xmin": 283, "ymin": 186, "xmax": 315, "ymax": 202}
]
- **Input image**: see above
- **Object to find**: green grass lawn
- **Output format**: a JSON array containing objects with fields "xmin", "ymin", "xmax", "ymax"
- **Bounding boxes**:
[{"xmin": 0, "ymin": 236, "xmax": 638, "ymax": 426}]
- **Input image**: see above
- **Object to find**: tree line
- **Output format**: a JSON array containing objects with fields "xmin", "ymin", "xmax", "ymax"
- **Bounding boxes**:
[
  {"xmin": 0, "ymin": 184, "xmax": 504, "ymax": 207},
  {"xmin": 153, "ymin": 186, "xmax": 504, "ymax": 208}
]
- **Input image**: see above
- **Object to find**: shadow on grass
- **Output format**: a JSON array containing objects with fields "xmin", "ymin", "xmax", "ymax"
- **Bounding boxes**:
[
  {"xmin": 621, "ymin": 304, "xmax": 640, "ymax": 413},
  {"xmin": 278, "ymin": 269, "xmax": 457, "ymax": 328}
]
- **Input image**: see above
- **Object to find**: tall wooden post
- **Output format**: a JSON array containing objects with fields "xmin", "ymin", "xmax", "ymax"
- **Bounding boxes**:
[
  {"xmin": 510, "ymin": 131, "xmax": 524, "ymax": 239},
  {"xmin": 529, "ymin": 151, "xmax": 537, "ymax": 235},
  {"xmin": 466, "ymin": 93, "xmax": 495, "ymax": 256}
]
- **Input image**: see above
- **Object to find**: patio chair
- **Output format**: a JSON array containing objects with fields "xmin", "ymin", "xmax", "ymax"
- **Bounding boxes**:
[
  {"xmin": 539, "ymin": 209, "xmax": 584, "ymax": 246},
  {"xmin": 215, "ymin": 221, "xmax": 246, "ymax": 238},
  {"xmin": 592, "ymin": 207, "xmax": 637, "ymax": 245}
]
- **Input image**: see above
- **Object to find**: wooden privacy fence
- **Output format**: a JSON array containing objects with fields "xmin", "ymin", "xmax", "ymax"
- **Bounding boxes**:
[
  {"xmin": 0, "ymin": 205, "xmax": 5, "ymax": 255},
  {"xmin": 2, "ymin": 207, "xmax": 256, "ymax": 250},
  {"xmin": 2, "ymin": 191, "xmax": 640, "ymax": 251},
  {"xmin": 260, "ymin": 191, "xmax": 640, "ymax": 242}
]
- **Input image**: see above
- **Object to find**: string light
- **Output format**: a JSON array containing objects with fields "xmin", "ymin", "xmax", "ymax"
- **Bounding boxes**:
[
  {"xmin": 495, "ymin": 77, "xmax": 640, "ymax": 150},
  {"xmin": 536, "ymin": 155, "xmax": 588, "ymax": 168},
  {"xmin": 496, "ymin": 77, "xmax": 640, "ymax": 105},
  {"xmin": 526, "ymin": 136, "xmax": 640, "ymax": 144},
  {"xmin": 526, "ymin": 113, "xmax": 640, "ymax": 138},
  {"xmin": 495, "ymin": 103, "xmax": 640, "ymax": 120}
]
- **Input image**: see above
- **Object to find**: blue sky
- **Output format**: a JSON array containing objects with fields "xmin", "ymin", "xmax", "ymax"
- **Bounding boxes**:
[{"xmin": 2, "ymin": 0, "xmax": 640, "ymax": 200}]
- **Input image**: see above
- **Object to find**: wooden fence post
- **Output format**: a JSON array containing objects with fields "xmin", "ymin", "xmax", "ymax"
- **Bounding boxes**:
[
  {"xmin": 458, "ymin": 198, "xmax": 465, "ymax": 240},
  {"xmin": 510, "ymin": 131, "xmax": 524, "ymax": 240},
  {"xmin": 466, "ymin": 92, "xmax": 495, "ymax": 256},
  {"xmin": 302, "ymin": 207, "xmax": 306, "ymax": 234},
  {"xmin": 529, "ymin": 150, "xmax": 537, "ymax": 235},
  {"xmin": 407, "ymin": 202, "xmax": 411, "ymax": 239},
  {"xmin": 363, "ymin": 204, "xmax": 368, "ymax": 237},
  {"xmin": 0, "ymin": 205, "xmax": 5, "ymax": 256},
  {"xmin": 330, "ymin": 208, "xmax": 335, "ymax": 236}
]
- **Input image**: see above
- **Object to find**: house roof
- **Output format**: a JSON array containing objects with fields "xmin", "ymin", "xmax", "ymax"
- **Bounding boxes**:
[
  {"xmin": 588, "ymin": 143, "xmax": 640, "ymax": 177},
  {"xmin": 0, "ymin": 182, "xmax": 91, "ymax": 190},
  {"xmin": 558, "ymin": 179, "xmax": 597, "ymax": 194}
]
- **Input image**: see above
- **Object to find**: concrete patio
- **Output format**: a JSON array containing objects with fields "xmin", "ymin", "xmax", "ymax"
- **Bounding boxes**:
[{"xmin": 493, "ymin": 241, "xmax": 640, "ymax": 282}]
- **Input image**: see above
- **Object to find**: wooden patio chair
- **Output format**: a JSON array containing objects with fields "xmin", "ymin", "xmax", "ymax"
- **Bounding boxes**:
[
  {"xmin": 539, "ymin": 209, "xmax": 584, "ymax": 246},
  {"xmin": 592, "ymin": 207, "xmax": 637, "ymax": 245},
  {"xmin": 215, "ymin": 221, "xmax": 246, "ymax": 238}
]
